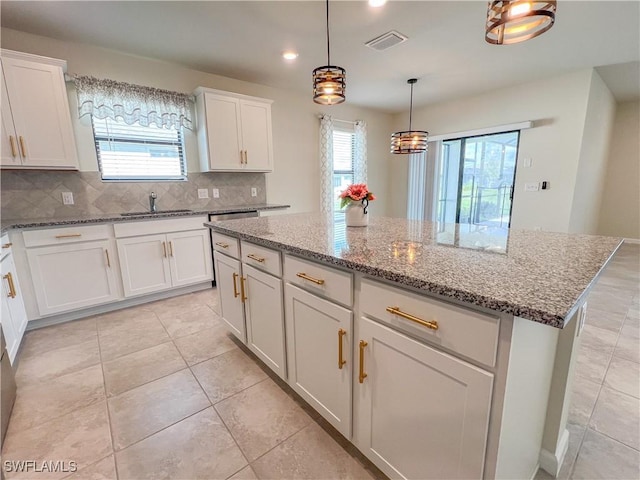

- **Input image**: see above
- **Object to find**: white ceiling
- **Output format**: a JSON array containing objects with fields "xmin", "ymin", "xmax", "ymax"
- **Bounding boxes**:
[{"xmin": 2, "ymin": 1, "xmax": 639, "ymax": 113}]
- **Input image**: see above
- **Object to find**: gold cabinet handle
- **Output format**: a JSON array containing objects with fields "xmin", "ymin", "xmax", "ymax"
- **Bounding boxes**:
[
  {"xmin": 2, "ymin": 243, "xmax": 12, "ymax": 249},
  {"xmin": 232, "ymin": 272, "xmax": 239, "ymax": 298},
  {"xmin": 105, "ymin": 249, "xmax": 111, "ymax": 268},
  {"xmin": 240, "ymin": 276, "xmax": 247, "ymax": 302},
  {"xmin": 3, "ymin": 272, "xmax": 16, "ymax": 298},
  {"xmin": 247, "ymin": 253, "xmax": 265, "ymax": 263},
  {"xmin": 215, "ymin": 242, "xmax": 229, "ymax": 249},
  {"xmin": 338, "ymin": 328, "xmax": 347, "ymax": 369},
  {"xmin": 244, "ymin": 150, "xmax": 248, "ymax": 164},
  {"xmin": 162, "ymin": 241, "xmax": 167, "ymax": 258},
  {"xmin": 8, "ymin": 135, "xmax": 17, "ymax": 157},
  {"xmin": 55, "ymin": 233, "xmax": 82, "ymax": 239},
  {"xmin": 296, "ymin": 272, "xmax": 325, "ymax": 285},
  {"xmin": 386, "ymin": 306, "xmax": 439, "ymax": 331},
  {"xmin": 169, "ymin": 241, "xmax": 174, "ymax": 257},
  {"xmin": 18, "ymin": 136, "xmax": 26, "ymax": 157},
  {"xmin": 359, "ymin": 340, "xmax": 368, "ymax": 384}
]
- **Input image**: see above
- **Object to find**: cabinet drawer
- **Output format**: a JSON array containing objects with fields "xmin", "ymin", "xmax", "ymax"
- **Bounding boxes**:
[
  {"xmin": 284, "ymin": 254, "xmax": 352, "ymax": 308},
  {"xmin": 1, "ymin": 234, "xmax": 12, "ymax": 260},
  {"xmin": 241, "ymin": 240, "xmax": 281, "ymax": 277},
  {"xmin": 360, "ymin": 279, "xmax": 499, "ymax": 367},
  {"xmin": 114, "ymin": 216, "xmax": 208, "ymax": 238},
  {"xmin": 212, "ymin": 232, "xmax": 240, "ymax": 259},
  {"xmin": 23, "ymin": 224, "xmax": 111, "ymax": 247}
]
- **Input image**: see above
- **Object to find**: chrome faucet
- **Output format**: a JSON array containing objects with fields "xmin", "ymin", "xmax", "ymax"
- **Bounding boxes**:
[{"xmin": 149, "ymin": 191, "xmax": 157, "ymax": 213}]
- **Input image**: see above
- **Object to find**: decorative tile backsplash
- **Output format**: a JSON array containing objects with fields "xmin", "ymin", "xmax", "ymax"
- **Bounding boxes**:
[{"xmin": 0, "ymin": 171, "xmax": 266, "ymax": 219}]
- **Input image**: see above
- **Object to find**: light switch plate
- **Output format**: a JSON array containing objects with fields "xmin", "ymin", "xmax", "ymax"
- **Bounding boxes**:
[
  {"xmin": 62, "ymin": 192, "xmax": 74, "ymax": 205},
  {"xmin": 251, "ymin": 187, "xmax": 257, "ymax": 197},
  {"xmin": 212, "ymin": 188, "xmax": 220, "ymax": 199},
  {"xmin": 524, "ymin": 182, "xmax": 540, "ymax": 192},
  {"xmin": 523, "ymin": 157, "xmax": 532, "ymax": 168},
  {"xmin": 198, "ymin": 188, "xmax": 209, "ymax": 199}
]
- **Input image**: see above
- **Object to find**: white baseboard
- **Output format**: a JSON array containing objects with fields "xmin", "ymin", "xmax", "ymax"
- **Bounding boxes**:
[
  {"xmin": 623, "ymin": 237, "xmax": 640, "ymax": 244},
  {"xmin": 539, "ymin": 428, "xmax": 570, "ymax": 477}
]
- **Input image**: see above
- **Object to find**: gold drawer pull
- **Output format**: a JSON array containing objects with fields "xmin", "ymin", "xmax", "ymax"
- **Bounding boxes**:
[
  {"xmin": 247, "ymin": 253, "xmax": 265, "ymax": 263},
  {"xmin": 105, "ymin": 249, "xmax": 111, "ymax": 268},
  {"xmin": 232, "ymin": 272, "xmax": 239, "ymax": 298},
  {"xmin": 9, "ymin": 135, "xmax": 17, "ymax": 157},
  {"xmin": 162, "ymin": 241, "xmax": 167, "ymax": 258},
  {"xmin": 296, "ymin": 272, "xmax": 325, "ymax": 285},
  {"xmin": 338, "ymin": 328, "xmax": 347, "ymax": 369},
  {"xmin": 240, "ymin": 276, "xmax": 247, "ymax": 302},
  {"xmin": 386, "ymin": 306, "xmax": 439, "ymax": 331},
  {"xmin": 2, "ymin": 243, "xmax": 12, "ymax": 249},
  {"xmin": 19, "ymin": 136, "xmax": 26, "ymax": 157},
  {"xmin": 359, "ymin": 340, "xmax": 368, "ymax": 383},
  {"xmin": 55, "ymin": 233, "xmax": 82, "ymax": 239},
  {"xmin": 3, "ymin": 272, "xmax": 16, "ymax": 298},
  {"xmin": 215, "ymin": 242, "xmax": 229, "ymax": 249},
  {"xmin": 169, "ymin": 241, "xmax": 174, "ymax": 257}
]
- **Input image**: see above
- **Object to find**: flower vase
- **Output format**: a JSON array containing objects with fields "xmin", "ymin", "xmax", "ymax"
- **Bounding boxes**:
[{"xmin": 345, "ymin": 202, "xmax": 368, "ymax": 227}]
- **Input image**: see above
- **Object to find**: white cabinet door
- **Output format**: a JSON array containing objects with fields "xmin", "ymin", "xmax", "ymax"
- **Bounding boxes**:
[
  {"xmin": 214, "ymin": 251, "xmax": 246, "ymax": 342},
  {"xmin": 203, "ymin": 94, "xmax": 243, "ymax": 171},
  {"xmin": 117, "ymin": 235, "xmax": 171, "ymax": 298},
  {"xmin": 1, "ymin": 56, "xmax": 78, "ymax": 169},
  {"xmin": 26, "ymin": 240, "xmax": 120, "ymax": 316},
  {"xmin": 167, "ymin": 229, "xmax": 213, "ymax": 287},
  {"xmin": 2, "ymin": 254, "xmax": 27, "ymax": 344},
  {"xmin": 1, "ymin": 257, "xmax": 22, "ymax": 363},
  {"xmin": 240, "ymin": 100, "xmax": 273, "ymax": 171},
  {"xmin": 285, "ymin": 284, "xmax": 352, "ymax": 438},
  {"xmin": 244, "ymin": 263, "xmax": 286, "ymax": 379},
  {"xmin": 354, "ymin": 316, "xmax": 494, "ymax": 480},
  {"xmin": 0, "ymin": 63, "xmax": 20, "ymax": 167}
]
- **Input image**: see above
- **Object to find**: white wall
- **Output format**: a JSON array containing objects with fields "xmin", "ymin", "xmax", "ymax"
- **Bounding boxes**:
[
  {"xmin": 598, "ymin": 100, "xmax": 640, "ymax": 239},
  {"xmin": 1, "ymin": 28, "xmax": 394, "ymax": 216},
  {"xmin": 569, "ymin": 70, "xmax": 616, "ymax": 234},
  {"xmin": 390, "ymin": 69, "xmax": 595, "ymax": 233}
]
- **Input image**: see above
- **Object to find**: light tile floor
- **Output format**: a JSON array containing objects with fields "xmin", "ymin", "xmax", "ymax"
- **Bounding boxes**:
[
  {"xmin": 2, "ymin": 243, "xmax": 638, "ymax": 480},
  {"xmin": 1, "ymin": 288, "xmax": 382, "ymax": 480}
]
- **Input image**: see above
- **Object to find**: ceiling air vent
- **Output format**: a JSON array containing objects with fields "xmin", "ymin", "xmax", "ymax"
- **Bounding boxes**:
[{"xmin": 365, "ymin": 30, "xmax": 408, "ymax": 51}]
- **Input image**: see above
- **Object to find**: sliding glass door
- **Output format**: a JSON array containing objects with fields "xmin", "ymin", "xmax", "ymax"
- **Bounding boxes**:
[{"xmin": 436, "ymin": 131, "xmax": 519, "ymax": 230}]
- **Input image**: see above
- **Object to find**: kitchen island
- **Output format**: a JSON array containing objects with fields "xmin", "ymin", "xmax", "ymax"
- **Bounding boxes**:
[{"xmin": 206, "ymin": 214, "xmax": 622, "ymax": 480}]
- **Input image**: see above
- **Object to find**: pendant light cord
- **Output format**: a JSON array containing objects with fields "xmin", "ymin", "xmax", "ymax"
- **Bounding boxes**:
[
  {"xmin": 326, "ymin": 0, "xmax": 331, "ymax": 65},
  {"xmin": 409, "ymin": 81, "xmax": 414, "ymax": 131}
]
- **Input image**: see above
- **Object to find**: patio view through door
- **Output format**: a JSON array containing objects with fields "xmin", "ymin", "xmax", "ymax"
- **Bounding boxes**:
[{"xmin": 436, "ymin": 131, "xmax": 520, "ymax": 230}]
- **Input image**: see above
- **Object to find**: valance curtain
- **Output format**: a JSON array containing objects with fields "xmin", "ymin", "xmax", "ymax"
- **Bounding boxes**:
[
  {"xmin": 73, "ymin": 75, "xmax": 193, "ymax": 130},
  {"xmin": 353, "ymin": 120, "xmax": 367, "ymax": 184},
  {"xmin": 319, "ymin": 114, "xmax": 334, "ymax": 214}
]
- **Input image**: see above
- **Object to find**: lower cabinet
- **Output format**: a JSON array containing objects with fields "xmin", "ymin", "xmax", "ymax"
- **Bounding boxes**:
[
  {"xmin": 284, "ymin": 283, "xmax": 352, "ymax": 438},
  {"xmin": 354, "ymin": 316, "xmax": 494, "ymax": 479},
  {"xmin": 26, "ymin": 240, "xmax": 120, "ymax": 316},
  {"xmin": 214, "ymin": 251, "xmax": 246, "ymax": 342},
  {"xmin": 1, "ymin": 251, "xmax": 27, "ymax": 363}
]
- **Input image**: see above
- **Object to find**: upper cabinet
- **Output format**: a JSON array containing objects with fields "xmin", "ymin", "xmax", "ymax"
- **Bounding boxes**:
[
  {"xmin": 0, "ymin": 50, "xmax": 79, "ymax": 170},
  {"xmin": 195, "ymin": 87, "xmax": 273, "ymax": 172}
]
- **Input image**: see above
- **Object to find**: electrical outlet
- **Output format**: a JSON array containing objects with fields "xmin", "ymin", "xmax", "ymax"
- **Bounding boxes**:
[
  {"xmin": 251, "ymin": 187, "xmax": 257, "ymax": 197},
  {"xmin": 212, "ymin": 188, "xmax": 220, "ymax": 199},
  {"xmin": 62, "ymin": 192, "xmax": 74, "ymax": 205},
  {"xmin": 523, "ymin": 157, "xmax": 532, "ymax": 168},
  {"xmin": 524, "ymin": 182, "xmax": 540, "ymax": 192},
  {"xmin": 197, "ymin": 188, "xmax": 209, "ymax": 199}
]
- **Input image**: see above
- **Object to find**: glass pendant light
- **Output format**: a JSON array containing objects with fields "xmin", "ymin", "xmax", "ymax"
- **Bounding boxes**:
[
  {"xmin": 485, "ymin": 1, "xmax": 556, "ymax": 45},
  {"xmin": 391, "ymin": 79, "xmax": 428, "ymax": 154},
  {"xmin": 313, "ymin": 0, "xmax": 346, "ymax": 105}
]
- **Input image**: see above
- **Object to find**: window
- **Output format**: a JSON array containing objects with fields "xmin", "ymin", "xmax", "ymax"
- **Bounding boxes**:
[
  {"xmin": 92, "ymin": 117, "xmax": 186, "ymax": 181},
  {"xmin": 332, "ymin": 127, "xmax": 355, "ymax": 214}
]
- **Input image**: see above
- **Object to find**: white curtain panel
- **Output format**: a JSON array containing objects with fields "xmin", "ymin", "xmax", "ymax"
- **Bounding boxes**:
[
  {"xmin": 319, "ymin": 114, "xmax": 334, "ymax": 213},
  {"xmin": 73, "ymin": 75, "xmax": 192, "ymax": 130},
  {"xmin": 407, "ymin": 152, "xmax": 427, "ymax": 220},
  {"xmin": 354, "ymin": 120, "xmax": 367, "ymax": 184}
]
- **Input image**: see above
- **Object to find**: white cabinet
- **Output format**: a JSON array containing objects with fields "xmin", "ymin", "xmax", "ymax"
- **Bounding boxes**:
[
  {"xmin": 284, "ymin": 283, "xmax": 352, "ymax": 438},
  {"xmin": 26, "ymin": 240, "xmax": 120, "ymax": 316},
  {"xmin": 0, "ymin": 50, "xmax": 78, "ymax": 170},
  {"xmin": 195, "ymin": 88, "xmax": 273, "ymax": 172},
  {"xmin": 1, "ymin": 249, "xmax": 27, "ymax": 364},
  {"xmin": 354, "ymin": 316, "xmax": 494, "ymax": 479},
  {"xmin": 244, "ymin": 263, "xmax": 286, "ymax": 379},
  {"xmin": 117, "ymin": 229, "xmax": 213, "ymax": 298},
  {"xmin": 213, "ymin": 251, "xmax": 246, "ymax": 342}
]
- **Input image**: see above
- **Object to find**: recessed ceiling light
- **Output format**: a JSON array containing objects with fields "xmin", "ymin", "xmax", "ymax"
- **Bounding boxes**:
[
  {"xmin": 369, "ymin": 0, "xmax": 387, "ymax": 7},
  {"xmin": 282, "ymin": 51, "xmax": 299, "ymax": 61}
]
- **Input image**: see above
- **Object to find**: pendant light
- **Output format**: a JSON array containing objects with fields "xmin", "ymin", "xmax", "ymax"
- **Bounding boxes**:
[
  {"xmin": 313, "ymin": 0, "xmax": 346, "ymax": 105},
  {"xmin": 485, "ymin": 1, "xmax": 556, "ymax": 45},
  {"xmin": 391, "ymin": 79, "xmax": 428, "ymax": 154}
]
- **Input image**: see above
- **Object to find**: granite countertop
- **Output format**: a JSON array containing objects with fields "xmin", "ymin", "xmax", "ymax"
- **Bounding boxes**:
[
  {"xmin": 206, "ymin": 213, "xmax": 623, "ymax": 328},
  {"xmin": 0, "ymin": 204, "xmax": 289, "ymax": 233}
]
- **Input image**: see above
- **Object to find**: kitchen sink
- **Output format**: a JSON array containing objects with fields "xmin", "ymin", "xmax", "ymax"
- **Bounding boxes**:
[{"xmin": 120, "ymin": 209, "xmax": 193, "ymax": 216}]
